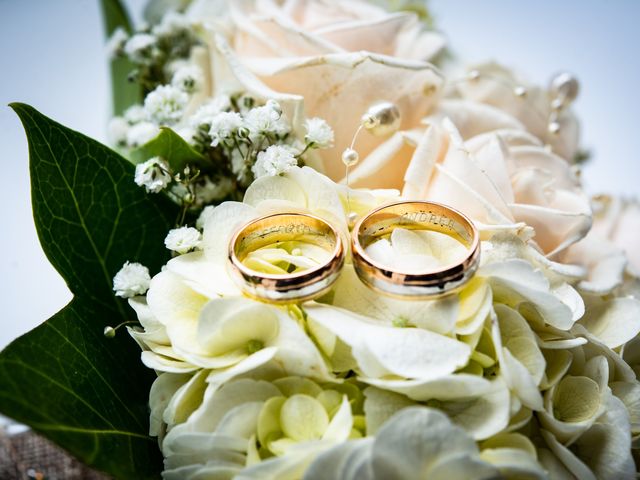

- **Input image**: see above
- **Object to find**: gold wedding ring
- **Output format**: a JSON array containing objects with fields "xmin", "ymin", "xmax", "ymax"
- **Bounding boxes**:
[
  {"xmin": 352, "ymin": 201, "xmax": 480, "ymax": 299},
  {"xmin": 229, "ymin": 213, "xmax": 345, "ymax": 303}
]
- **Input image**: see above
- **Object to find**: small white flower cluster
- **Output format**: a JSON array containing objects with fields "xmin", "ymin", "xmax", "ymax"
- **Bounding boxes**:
[
  {"xmin": 112, "ymin": 261, "xmax": 151, "ymax": 298},
  {"xmin": 105, "ymin": 27, "xmax": 129, "ymax": 59},
  {"xmin": 144, "ymin": 85, "xmax": 189, "ymax": 125},
  {"xmin": 171, "ymin": 64, "xmax": 204, "ymax": 94},
  {"xmin": 107, "ymin": 62, "xmax": 205, "ymax": 149},
  {"xmin": 134, "ymin": 157, "xmax": 171, "ymax": 193},
  {"xmin": 181, "ymin": 96, "xmax": 334, "ymax": 186},
  {"xmin": 252, "ymin": 145, "xmax": 298, "ymax": 178},
  {"xmin": 304, "ymin": 117, "xmax": 334, "ymax": 148},
  {"xmin": 164, "ymin": 226, "xmax": 202, "ymax": 254},
  {"xmin": 123, "ymin": 33, "xmax": 159, "ymax": 65}
]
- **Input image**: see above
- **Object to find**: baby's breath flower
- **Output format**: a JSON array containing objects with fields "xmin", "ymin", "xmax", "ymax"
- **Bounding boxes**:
[
  {"xmin": 113, "ymin": 261, "xmax": 151, "ymax": 298},
  {"xmin": 134, "ymin": 157, "xmax": 172, "ymax": 193},
  {"xmin": 245, "ymin": 100, "xmax": 290, "ymax": 139},
  {"xmin": 144, "ymin": 85, "xmax": 189, "ymax": 125},
  {"xmin": 304, "ymin": 117, "xmax": 334, "ymax": 148},
  {"xmin": 152, "ymin": 11, "xmax": 191, "ymax": 38},
  {"xmin": 124, "ymin": 104, "xmax": 147, "ymax": 124},
  {"xmin": 252, "ymin": 145, "xmax": 298, "ymax": 178},
  {"xmin": 107, "ymin": 117, "xmax": 129, "ymax": 147},
  {"xmin": 209, "ymin": 111, "xmax": 244, "ymax": 147},
  {"xmin": 126, "ymin": 121, "xmax": 160, "ymax": 148},
  {"xmin": 190, "ymin": 96, "xmax": 232, "ymax": 128},
  {"xmin": 105, "ymin": 26, "xmax": 128, "ymax": 58},
  {"xmin": 124, "ymin": 33, "xmax": 158, "ymax": 64},
  {"xmin": 164, "ymin": 226, "xmax": 202, "ymax": 254},
  {"xmin": 171, "ymin": 64, "xmax": 204, "ymax": 93},
  {"xmin": 196, "ymin": 205, "xmax": 215, "ymax": 230}
]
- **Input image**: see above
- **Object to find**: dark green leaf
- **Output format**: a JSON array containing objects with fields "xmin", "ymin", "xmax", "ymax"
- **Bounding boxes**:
[
  {"xmin": 131, "ymin": 126, "xmax": 208, "ymax": 172},
  {"xmin": 99, "ymin": 0, "xmax": 143, "ymax": 115},
  {"xmin": 0, "ymin": 103, "xmax": 179, "ymax": 478},
  {"xmin": 0, "ymin": 299, "xmax": 162, "ymax": 479}
]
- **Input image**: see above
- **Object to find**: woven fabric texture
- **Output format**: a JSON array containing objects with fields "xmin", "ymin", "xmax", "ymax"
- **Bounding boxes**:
[{"xmin": 0, "ymin": 429, "xmax": 109, "ymax": 480}]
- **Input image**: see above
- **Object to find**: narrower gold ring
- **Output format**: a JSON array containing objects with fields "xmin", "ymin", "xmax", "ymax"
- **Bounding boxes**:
[
  {"xmin": 352, "ymin": 201, "xmax": 480, "ymax": 299},
  {"xmin": 228, "ymin": 212, "xmax": 345, "ymax": 303}
]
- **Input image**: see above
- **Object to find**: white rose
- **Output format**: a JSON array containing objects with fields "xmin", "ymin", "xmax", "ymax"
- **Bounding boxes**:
[
  {"xmin": 561, "ymin": 195, "xmax": 640, "ymax": 294},
  {"xmin": 183, "ymin": 1, "xmax": 445, "ymax": 183},
  {"xmin": 399, "ymin": 116, "xmax": 591, "ymax": 256},
  {"xmin": 456, "ymin": 62, "xmax": 580, "ymax": 162}
]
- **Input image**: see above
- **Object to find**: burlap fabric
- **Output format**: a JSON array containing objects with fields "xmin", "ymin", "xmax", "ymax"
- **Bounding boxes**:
[{"xmin": 0, "ymin": 429, "xmax": 109, "ymax": 479}]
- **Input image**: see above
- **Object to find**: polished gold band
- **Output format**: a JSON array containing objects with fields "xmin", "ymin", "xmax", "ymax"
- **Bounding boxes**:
[
  {"xmin": 351, "ymin": 201, "xmax": 480, "ymax": 299},
  {"xmin": 228, "ymin": 213, "xmax": 345, "ymax": 303}
]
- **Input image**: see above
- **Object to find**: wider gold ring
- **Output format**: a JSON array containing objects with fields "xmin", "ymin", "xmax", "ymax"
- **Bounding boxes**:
[
  {"xmin": 352, "ymin": 201, "xmax": 480, "ymax": 299},
  {"xmin": 228, "ymin": 213, "xmax": 345, "ymax": 303}
]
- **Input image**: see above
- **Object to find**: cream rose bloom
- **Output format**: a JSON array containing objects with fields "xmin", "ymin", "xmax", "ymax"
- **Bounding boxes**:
[
  {"xmin": 456, "ymin": 62, "xmax": 580, "ymax": 162},
  {"xmin": 561, "ymin": 195, "xmax": 640, "ymax": 294},
  {"xmin": 185, "ymin": 0, "xmax": 445, "ymax": 182},
  {"xmin": 398, "ymin": 117, "xmax": 591, "ymax": 256}
]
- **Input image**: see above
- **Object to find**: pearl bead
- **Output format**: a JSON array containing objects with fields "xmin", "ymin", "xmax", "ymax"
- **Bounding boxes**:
[
  {"xmin": 549, "ymin": 72, "xmax": 579, "ymax": 108},
  {"xmin": 550, "ymin": 97, "xmax": 564, "ymax": 111},
  {"xmin": 468, "ymin": 69, "xmax": 480, "ymax": 81},
  {"xmin": 360, "ymin": 102, "xmax": 401, "ymax": 137},
  {"xmin": 548, "ymin": 121, "xmax": 561, "ymax": 135},
  {"xmin": 348, "ymin": 212, "xmax": 359, "ymax": 227},
  {"xmin": 514, "ymin": 86, "xmax": 527, "ymax": 98},
  {"xmin": 342, "ymin": 148, "xmax": 359, "ymax": 167}
]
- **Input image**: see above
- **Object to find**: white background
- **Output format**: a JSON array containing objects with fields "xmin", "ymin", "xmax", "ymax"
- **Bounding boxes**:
[{"xmin": 0, "ymin": 0, "xmax": 639, "ymax": 349}]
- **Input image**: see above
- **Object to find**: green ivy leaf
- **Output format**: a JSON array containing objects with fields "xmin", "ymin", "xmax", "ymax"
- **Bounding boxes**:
[
  {"xmin": 131, "ymin": 126, "xmax": 209, "ymax": 172},
  {"xmin": 0, "ymin": 104, "xmax": 179, "ymax": 478},
  {"xmin": 100, "ymin": 0, "xmax": 143, "ymax": 115}
]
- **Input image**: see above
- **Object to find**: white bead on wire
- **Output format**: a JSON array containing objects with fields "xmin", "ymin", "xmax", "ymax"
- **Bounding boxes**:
[{"xmin": 341, "ymin": 102, "xmax": 402, "ymax": 227}]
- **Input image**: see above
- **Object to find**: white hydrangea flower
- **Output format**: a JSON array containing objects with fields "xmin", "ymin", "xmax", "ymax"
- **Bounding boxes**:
[
  {"xmin": 252, "ymin": 145, "xmax": 298, "ymax": 178},
  {"xmin": 134, "ymin": 157, "xmax": 171, "ymax": 193},
  {"xmin": 113, "ymin": 261, "xmax": 151, "ymax": 298},
  {"xmin": 196, "ymin": 205, "xmax": 215, "ymax": 230},
  {"xmin": 126, "ymin": 121, "xmax": 159, "ymax": 148},
  {"xmin": 107, "ymin": 117, "xmax": 129, "ymax": 147},
  {"xmin": 144, "ymin": 85, "xmax": 189, "ymax": 125},
  {"xmin": 244, "ymin": 100, "xmax": 290, "ymax": 139},
  {"xmin": 105, "ymin": 26, "xmax": 128, "ymax": 58},
  {"xmin": 123, "ymin": 33, "xmax": 157, "ymax": 64},
  {"xmin": 124, "ymin": 104, "xmax": 147, "ymax": 124},
  {"xmin": 171, "ymin": 64, "xmax": 204, "ymax": 93},
  {"xmin": 209, "ymin": 111, "xmax": 244, "ymax": 146},
  {"xmin": 189, "ymin": 96, "xmax": 232, "ymax": 127},
  {"xmin": 152, "ymin": 11, "xmax": 191, "ymax": 37},
  {"xmin": 304, "ymin": 117, "xmax": 334, "ymax": 148},
  {"xmin": 164, "ymin": 226, "xmax": 202, "ymax": 254}
]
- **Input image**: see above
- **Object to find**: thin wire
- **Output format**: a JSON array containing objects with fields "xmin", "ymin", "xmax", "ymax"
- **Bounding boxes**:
[{"xmin": 346, "ymin": 124, "xmax": 365, "ymax": 219}]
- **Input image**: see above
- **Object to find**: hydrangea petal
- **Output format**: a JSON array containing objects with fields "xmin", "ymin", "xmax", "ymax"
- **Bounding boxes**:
[
  {"xmin": 305, "ymin": 304, "xmax": 471, "ymax": 379},
  {"xmin": 328, "ymin": 266, "xmax": 457, "ymax": 335},
  {"xmin": 479, "ymin": 448, "xmax": 547, "ymax": 479},
  {"xmin": 363, "ymin": 386, "xmax": 415, "ymax": 435},
  {"xmin": 370, "ymin": 407, "xmax": 484, "ymax": 478},
  {"xmin": 482, "ymin": 259, "xmax": 574, "ymax": 330},
  {"xmin": 362, "ymin": 374, "xmax": 493, "ymax": 402},
  {"xmin": 578, "ymin": 297, "xmax": 640, "ymax": 349},
  {"xmin": 202, "ymin": 201, "xmax": 258, "ymax": 265}
]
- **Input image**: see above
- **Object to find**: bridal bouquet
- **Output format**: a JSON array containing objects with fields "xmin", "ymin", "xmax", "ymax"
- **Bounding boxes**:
[{"xmin": 2, "ymin": 0, "xmax": 640, "ymax": 479}]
